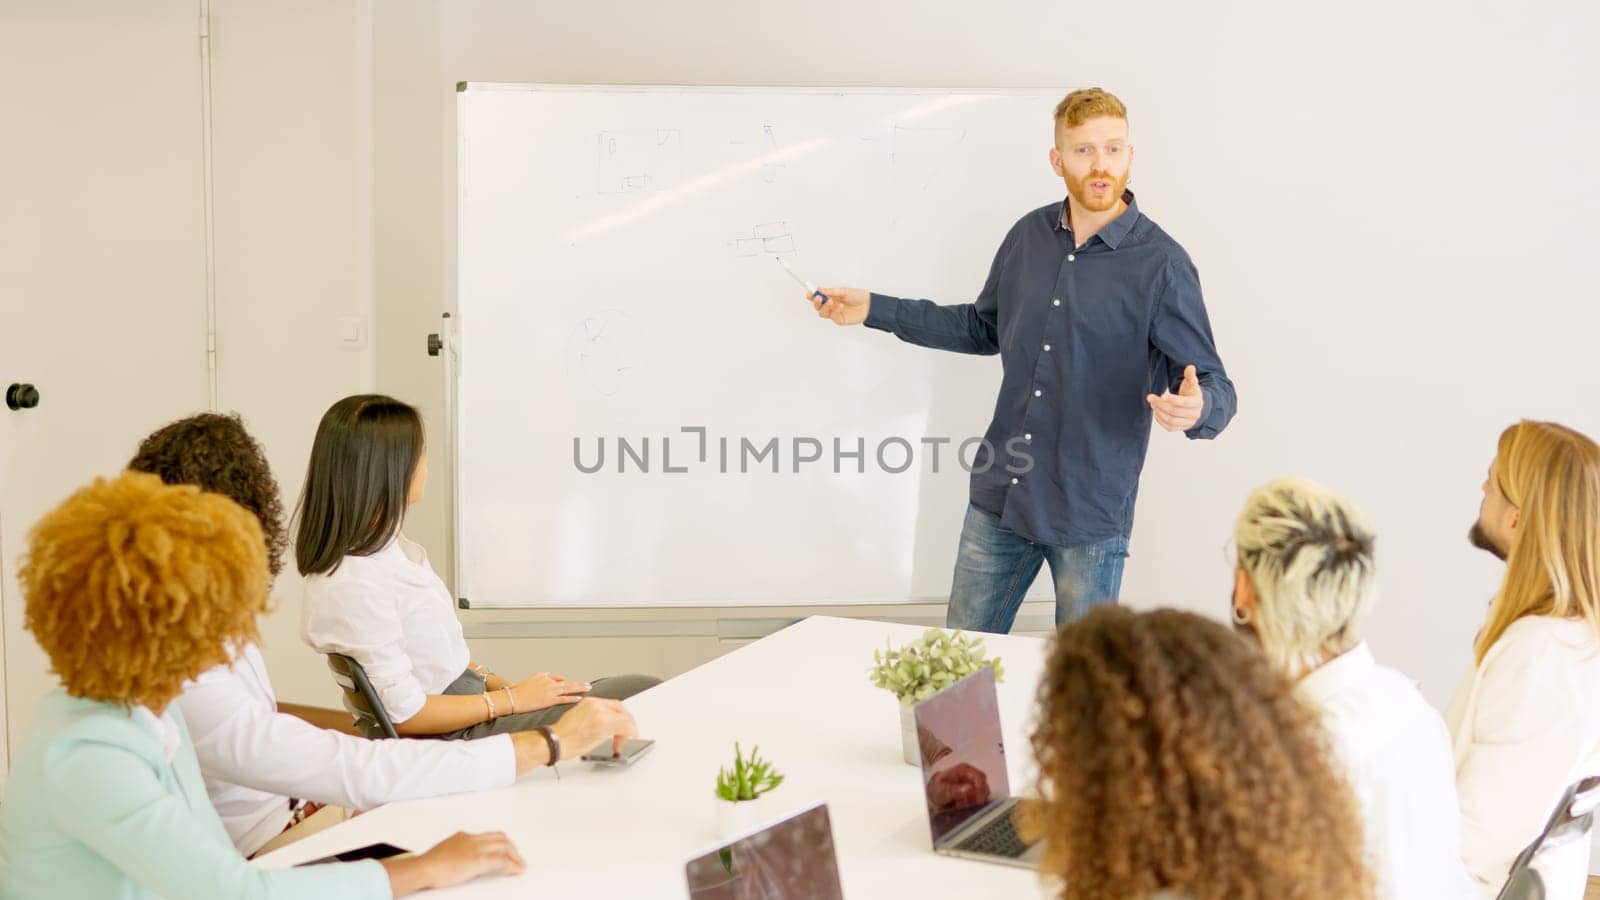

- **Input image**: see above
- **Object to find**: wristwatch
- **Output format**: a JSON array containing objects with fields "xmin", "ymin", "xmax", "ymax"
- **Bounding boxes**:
[{"xmin": 533, "ymin": 725, "xmax": 560, "ymax": 766}]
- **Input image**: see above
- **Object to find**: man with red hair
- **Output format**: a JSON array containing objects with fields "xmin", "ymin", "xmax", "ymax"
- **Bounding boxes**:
[{"xmin": 808, "ymin": 88, "xmax": 1237, "ymax": 634}]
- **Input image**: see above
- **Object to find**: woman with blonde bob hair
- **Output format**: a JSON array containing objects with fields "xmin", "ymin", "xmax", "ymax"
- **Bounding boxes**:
[
  {"xmin": 1452, "ymin": 421, "xmax": 1600, "ymax": 898},
  {"xmin": 0, "ymin": 472, "xmax": 524, "ymax": 899},
  {"xmin": 1030, "ymin": 605, "xmax": 1372, "ymax": 900},
  {"xmin": 1230, "ymin": 477, "xmax": 1473, "ymax": 898}
]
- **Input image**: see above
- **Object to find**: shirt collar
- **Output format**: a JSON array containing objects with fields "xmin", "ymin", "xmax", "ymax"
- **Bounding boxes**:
[
  {"xmin": 376, "ymin": 532, "xmax": 418, "ymax": 560},
  {"xmin": 1294, "ymin": 641, "xmax": 1377, "ymax": 707},
  {"xmin": 1055, "ymin": 189, "xmax": 1140, "ymax": 249},
  {"xmin": 132, "ymin": 704, "xmax": 182, "ymax": 763}
]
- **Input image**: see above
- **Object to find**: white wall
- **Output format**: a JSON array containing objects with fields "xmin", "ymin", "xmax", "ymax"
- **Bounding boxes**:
[
  {"xmin": 1, "ymin": 0, "xmax": 386, "ymax": 731},
  {"xmin": 207, "ymin": 0, "xmax": 376, "ymax": 705},
  {"xmin": 1, "ymin": 0, "xmax": 213, "ymax": 765}
]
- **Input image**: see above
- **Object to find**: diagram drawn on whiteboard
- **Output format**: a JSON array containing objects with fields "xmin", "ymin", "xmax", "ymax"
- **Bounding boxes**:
[
  {"xmin": 760, "ymin": 125, "xmax": 783, "ymax": 184},
  {"xmin": 725, "ymin": 125, "xmax": 786, "ymax": 184},
  {"xmin": 728, "ymin": 221, "xmax": 797, "ymax": 257},
  {"xmin": 564, "ymin": 310, "xmax": 640, "ymax": 396},
  {"xmin": 596, "ymin": 129, "xmax": 683, "ymax": 194}
]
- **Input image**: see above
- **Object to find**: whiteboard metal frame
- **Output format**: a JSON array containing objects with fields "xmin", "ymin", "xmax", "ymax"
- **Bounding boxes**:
[
  {"xmin": 458, "ymin": 603, "xmax": 1060, "ymax": 642},
  {"xmin": 450, "ymin": 81, "xmax": 1063, "ymax": 628},
  {"xmin": 457, "ymin": 82, "xmax": 1063, "ymax": 96}
]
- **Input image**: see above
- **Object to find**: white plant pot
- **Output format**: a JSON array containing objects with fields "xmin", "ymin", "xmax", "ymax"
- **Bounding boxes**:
[
  {"xmin": 900, "ymin": 702, "xmax": 921, "ymax": 767},
  {"xmin": 714, "ymin": 792, "xmax": 781, "ymax": 842}
]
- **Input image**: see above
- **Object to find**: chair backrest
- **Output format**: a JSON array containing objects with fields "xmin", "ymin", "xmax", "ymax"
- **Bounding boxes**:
[
  {"xmin": 325, "ymin": 653, "xmax": 399, "ymax": 740},
  {"xmin": 1496, "ymin": 775, "xmax": 1600, "ymax": 900}
]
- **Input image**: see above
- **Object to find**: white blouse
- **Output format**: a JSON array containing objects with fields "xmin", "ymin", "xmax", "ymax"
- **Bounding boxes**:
[
  {"xmin": 302, "ymin": 535, "xmax": 471, "ymax": 724},
  {"xmin": 1295, "ymin": 642, "xmax": 1475, "ymax": 899},
  {"xmin": 179, "ymin": 643, "xmax": 513, "ymax": 856},
  {"xmin": 1447, "ymin": 615, "xmax": 1600, "ymax": 899}
]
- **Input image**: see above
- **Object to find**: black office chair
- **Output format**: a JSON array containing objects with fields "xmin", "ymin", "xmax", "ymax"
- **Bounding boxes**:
[
  {"xmin": 1496, "ymin": 775, "xmax": 1600, "ymax": 900},
  {"xmin": 324, "ymin": 653, "xmax": 399, "ymax": 739}
]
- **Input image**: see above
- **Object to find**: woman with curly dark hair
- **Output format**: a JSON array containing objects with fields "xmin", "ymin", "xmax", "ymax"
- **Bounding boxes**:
[
  {"xmin": 130, "ymin": 413, "xmax": 289, "ymax": 578},
  {"xmin": 1030, "ymin": 605, "xmax": 1372, "ymax": 900}
]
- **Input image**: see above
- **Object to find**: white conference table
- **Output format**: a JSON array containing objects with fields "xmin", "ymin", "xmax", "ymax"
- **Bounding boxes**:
[{"xmin": 258, "ymin": 615, "xmax": 1055, "ymax": 898}]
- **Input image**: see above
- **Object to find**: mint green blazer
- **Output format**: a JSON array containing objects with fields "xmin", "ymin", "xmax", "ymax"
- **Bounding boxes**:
[{"xmin": 0, "ymin": 689, "xmax": 389, "ymax": 899}]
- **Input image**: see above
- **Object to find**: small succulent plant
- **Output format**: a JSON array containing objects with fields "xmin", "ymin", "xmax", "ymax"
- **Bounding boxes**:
[
  {"xmin": 869, "ymin": 628, "xmax": 1005, "ymax": 706},
  {"xmin": 714, "ymin": 742, "xmax": 784, "ymax": 802}
]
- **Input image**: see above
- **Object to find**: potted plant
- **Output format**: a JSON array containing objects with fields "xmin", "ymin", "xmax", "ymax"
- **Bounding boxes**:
[
  {"xmin": 869, "ymin": 628, "xmax": 1005, "ymax": 765},
  {"xmin": 713, "ymin": 742, "xmax": 785, "ymax": 840}
]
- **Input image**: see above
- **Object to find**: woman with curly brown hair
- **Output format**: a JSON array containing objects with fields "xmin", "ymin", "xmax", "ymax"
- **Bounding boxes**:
[
  {"xmin": 0, "ymin": 472, "xmax": 524, "ymax": 899},
  {"xmin": 1030, "ymin": 605, "xmax": 1372, "ymax": 900}
]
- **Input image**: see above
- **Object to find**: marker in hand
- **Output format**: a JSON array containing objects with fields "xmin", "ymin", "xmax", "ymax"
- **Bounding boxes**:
[{"xmin": 776, "ymin": 256, "xmax": 828, "ymax": 306}]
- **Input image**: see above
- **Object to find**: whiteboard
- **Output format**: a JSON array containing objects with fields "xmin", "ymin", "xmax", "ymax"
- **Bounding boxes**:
[{"xmin": 455, "ymin": 84, "xmax": 1065, "ymax": 608}]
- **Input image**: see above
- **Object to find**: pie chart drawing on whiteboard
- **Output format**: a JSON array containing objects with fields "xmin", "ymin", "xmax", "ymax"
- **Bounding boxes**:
[{"xmin": 564, "ymin": 310, "xmax": 639, "ymax": 397}]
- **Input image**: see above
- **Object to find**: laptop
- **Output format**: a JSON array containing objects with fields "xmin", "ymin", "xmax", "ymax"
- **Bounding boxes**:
[
  {"xmin": 684, "ymin": 802, "xmax": 845, "ymax": 899},
  {"xmin": 913, "ymin": 666, "xmax": 1042, "ymax": 868}
]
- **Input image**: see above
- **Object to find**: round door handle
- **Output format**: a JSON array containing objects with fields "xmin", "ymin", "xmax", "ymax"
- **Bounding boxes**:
[{"xmin": 6, "ymin": 383, "xmax": 39, "ymax": 410}]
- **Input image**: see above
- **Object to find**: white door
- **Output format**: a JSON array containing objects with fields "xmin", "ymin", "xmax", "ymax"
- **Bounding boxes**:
[{"xmin": 0, "ymin": 1, "xmax": 211, "ymax": 769}]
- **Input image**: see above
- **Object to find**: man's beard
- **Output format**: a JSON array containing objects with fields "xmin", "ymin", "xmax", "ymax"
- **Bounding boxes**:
[
  {"xmin": 1469, "ymin": 521, "xmax": 1507, "ymax": 561},
  {"xmin": 1066, "ymin": 168, "xmax": 1128, "ymax": 212}
]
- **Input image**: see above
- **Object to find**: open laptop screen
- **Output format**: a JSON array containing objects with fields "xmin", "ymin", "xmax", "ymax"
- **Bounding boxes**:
[
  {"xmin": 912, "ymin": 666, "xmax": 1011, "ymax": 845},
  {"xmin": 684, "ymin": 803, "xmax": 844, "ymax": 899}
]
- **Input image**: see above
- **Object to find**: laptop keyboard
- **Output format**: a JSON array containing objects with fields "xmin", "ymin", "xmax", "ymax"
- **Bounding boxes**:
[{"xmin": 952, "ymin": 809, "xmax": 1031, "ymax": 858}]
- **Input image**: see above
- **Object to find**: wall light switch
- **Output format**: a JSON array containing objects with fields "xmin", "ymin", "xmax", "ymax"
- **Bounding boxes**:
[{"xmin": 337, "ymin": 314, "xmax": 366, "ymax": 348}]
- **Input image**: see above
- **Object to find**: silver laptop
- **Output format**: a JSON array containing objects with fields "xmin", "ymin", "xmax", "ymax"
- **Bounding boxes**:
[
  {"xmin": 684, "ymin": 802, "xmax": 845, "ymax": 899},
  {"xmin": 913, "ymin": 666, "xmax": 1042, "ymax": 868}
]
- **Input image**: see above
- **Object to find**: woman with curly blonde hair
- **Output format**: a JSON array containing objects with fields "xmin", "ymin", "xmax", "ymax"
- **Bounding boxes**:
[
  {"xmin": 0, "ymin": 472, "xmax": 524, "ymax": 899},
  {"xmin": 1030, "ymin": 605, "xmax": 1372, "ymax": 900}
]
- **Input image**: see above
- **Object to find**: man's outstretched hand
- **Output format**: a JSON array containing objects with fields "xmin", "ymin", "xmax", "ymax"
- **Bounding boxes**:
[
  {"xmin": 808, "ymin": 286, "xmax": 870, "ymax": 326},
  {"xmin": 1147, "ymin": 364, "xmax": 1205, "ymax": 432}
]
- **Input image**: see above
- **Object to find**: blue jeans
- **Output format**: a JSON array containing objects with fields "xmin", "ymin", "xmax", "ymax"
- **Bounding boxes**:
[{"xmin": 946, "ymin": 505, "xmax": 1128, "ymax": 633}]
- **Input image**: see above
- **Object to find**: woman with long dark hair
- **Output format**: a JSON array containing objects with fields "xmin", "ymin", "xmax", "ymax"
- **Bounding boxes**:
[{"xmin": 295, "ymin": 394, "xmax": 658, "ymax": 744}]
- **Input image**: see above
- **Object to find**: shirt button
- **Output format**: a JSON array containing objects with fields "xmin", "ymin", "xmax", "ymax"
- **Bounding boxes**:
[
  {"xmin": 1052, "ymin": 299, "xmax": 1061, "ymax": 307},
  {"xmin": 1011, "ymin": 477, "xmax": 1019, "ymax": 485},
  {"xmin": 1067, "ymin": 254, "xmax": 1076, "ymax": 262},
  {"xmin": 1043, "ymin": 344, "xmax": 1051, "ymax": 352},
  {"xmin": 1034, "ymin": 389, "xmax": 1042, "ymax": 397}
]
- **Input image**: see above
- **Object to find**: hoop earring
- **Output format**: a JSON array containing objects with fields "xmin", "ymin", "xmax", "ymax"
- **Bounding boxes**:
[{"xmin": 1232, "ymin": 605, "xmax": 1251, "ymax": 625}]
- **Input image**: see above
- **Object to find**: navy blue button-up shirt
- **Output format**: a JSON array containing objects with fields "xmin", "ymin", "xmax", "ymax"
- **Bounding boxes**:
[{"xmin": 865, "ymin": 191, "xmax": 1236, "ymax": 548}]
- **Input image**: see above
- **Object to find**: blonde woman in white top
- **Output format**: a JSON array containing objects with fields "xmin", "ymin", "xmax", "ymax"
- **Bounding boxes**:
[
  {"xmin": 296, "ymin": 395, "xmax": 659, "ymax": 745},
  {"xmin": 1450, "ymin": 420, "xmax": 1600, "ymax": 898},
  {"xmin": 1229, "ymin": 477, "xmax": 1474, "ymax": 899}
]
